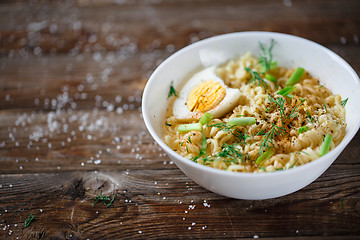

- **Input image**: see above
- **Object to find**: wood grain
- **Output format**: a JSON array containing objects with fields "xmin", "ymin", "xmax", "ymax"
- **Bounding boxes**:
[{"xmin": 0, "ymin": 0, "xmax": 359, "ymax": 239}]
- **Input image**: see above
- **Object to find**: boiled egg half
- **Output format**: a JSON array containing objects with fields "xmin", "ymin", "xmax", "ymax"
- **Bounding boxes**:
[{"xmin": 173, "ymin": 66, "xmax": 241, "ymax": 120}]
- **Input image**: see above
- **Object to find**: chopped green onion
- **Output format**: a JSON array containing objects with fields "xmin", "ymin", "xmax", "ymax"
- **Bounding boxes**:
[
  {"xmin": 298, "ymin": 125, "xmax": 310, "ymax": 134},
  {"xmin": 270, "ymin": 61, "xmax": 277, "ymax": 70},
  {"xmin": 265, "ymin": 73, "xmax": 277, "ymax": 83},
  {"xmin": 178, "ymin": 123, "xmax": 202, "ymax": 133},
  {"xmin": 277, "ymin": 86, "xmax": 296, "ymax": 96},
  {"xmin": 228, "ymin": 117, "xmax": 256, "ymax": 126},
  {"xmin": 319, "ymin": 134, "xmax": 332, "ymax": 157},
  {"xmin": 286, "ymin": 67, "xmax": 305, "ymax": 86},
  {"xmin": 256, "ymin": 148, "xmax": 275, "ymax": 166},
  {"xmin": 199, "ymin": 112, "xmax": 213, "ymax": 125}
]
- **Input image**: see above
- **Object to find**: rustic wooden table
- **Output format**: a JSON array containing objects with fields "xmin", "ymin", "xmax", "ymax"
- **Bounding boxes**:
[{"xmin": 1, "ymin": 0, "xmax": 359, "ymax": 239}]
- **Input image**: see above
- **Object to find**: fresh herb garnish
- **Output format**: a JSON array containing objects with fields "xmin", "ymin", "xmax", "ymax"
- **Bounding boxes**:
[
  {"xmin": 168, "ymin": 81, "xmax": 178, "ymax": 98},
  {"xmin": 233, "ymin": 129, "xmax": 249, "ymax": 144},
  {"xmin": 165, "ymin": 123, "xmax": 172, "ymax": 127},
  {"xmin": 245, "ymin": 67, "xmax": 268, "ymax": 89},
  {"xmin": 210, "ymin": 122, "xmax": 235, "ymax": 132},
  {"xmin": 256, "ymin": 148, "xmax": 275, "ymax": 165},
  {"xmin": 255, "ymin": 129, "xmax": 266, "ymax": 136},
  {"xmin": 289, "ymin": 160, "xmax": 298, "ymax": 168},
  {"xmin": 92, "ymin": 193, "xmax": 115, "ymax": 207},
  {"xmin": 298, "ymin": 125, "xmax": 310, "ymax": 134},
  {"xmin": 266, "ymin": 95, "xmax": 286, "ymax": 125},
  {"xmin": 259, "ymin": 123, "xmax": 286, "ymax": 155},
  {"xmin": 301, "ymin": 150, "xmax": 310, "ymax": 156},
  {"xmin": 188, "ymin": 136, "xmax": 192, "ymax": 144},
  {"xmin": 215, "ymin": 143, "xmax": 246, "ymax": 164},
  {"xmin": 259, "ymin": 39, "xmax": 276, "ymax": 73},
  {"xmin": 286, "ymin": 67, "xmax": 305, "ymax": 86},
  {"xmin": 191, "ymin": 129, "xmax": 209, "ymax": 163},
  {"xmin": 341, "ymin": 98, "xmax": 348, "ymax": 107},
  {"xmin": 319, "ymin": 134, "xmax": 332, "ymax": 157},
  {"xmin": 306, "ymin": 111, "xmax": 315, "ymax": 124},
  {"xmin": 25, "ymin": 213, "xmax": 35, "ymax": 228},
  {"xmin": 323, "ymin": 104, "xmax": 328, "ymax": 113},
  {"xmin": 210, "ymin": 122, "xmax": 248, "ymax": 145},
  {"xmin": 199, "ymin": 112, "xmax": 213, "ymax": 125},
  {"xmin": 287, "ymin": 101, "xmax": 303, "ymax": 119},
  {"xmin": 178, "ymin": 123, "xmax": 202, "ymax": 133}
]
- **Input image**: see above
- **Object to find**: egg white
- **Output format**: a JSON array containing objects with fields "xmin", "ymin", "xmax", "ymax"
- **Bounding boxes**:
[{"xmin": 173, "ymin": 66, "xmax": 241, "ymax": 120}]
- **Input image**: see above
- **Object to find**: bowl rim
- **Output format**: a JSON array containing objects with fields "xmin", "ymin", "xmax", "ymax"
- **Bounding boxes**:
[{"xmin": 142, "ymin": 31, "xmax": 360, "ymax": 178}]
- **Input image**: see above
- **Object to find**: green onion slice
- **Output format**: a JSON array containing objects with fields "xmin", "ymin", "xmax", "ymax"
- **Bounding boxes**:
[
  {"xmin": 178, "ymin": 123, "xmax": 202, "ymax": 133},
  {"xmin": 199, "ymin": 112, "xmax": 213, "ymax": 125},
  {"xmin": 286, "ymin": 67, "xmax": 305, "ymax": 86},
  {"xmin": 319, "ymin": 134, "xmax": 332, "ymax": 156},
  {"xmin": 277, "ymin": 86, "xmax": 296, "ymax": 96},
  {"xmin": 297, "ymin": 125, "xmax": 310, "ymax": 134},
  {"xmin": 265, "ymin": 73, "xmax": 277, "ymax": 83},
  {"xmin": 228, "ymin": 117, "xmax": 256, "ymax": 126},
  {"xmin": 256, "ymin": 148, "xmax": 275, "ymax": 166}
]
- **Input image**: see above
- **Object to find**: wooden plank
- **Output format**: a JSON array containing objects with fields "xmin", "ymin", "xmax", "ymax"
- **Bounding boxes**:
[
  {"xmin": 0, "ymin": 0, "xmax": 359, "ymax": 55},
  {"xmin": 0, "ymin": 164, "xmax": 359, "ymax": 239}
]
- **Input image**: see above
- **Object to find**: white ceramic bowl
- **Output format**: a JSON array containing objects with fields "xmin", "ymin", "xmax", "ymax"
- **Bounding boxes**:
[{"xmin": 142, "ymin": 32, "xmax": 360, "ymax": 200}]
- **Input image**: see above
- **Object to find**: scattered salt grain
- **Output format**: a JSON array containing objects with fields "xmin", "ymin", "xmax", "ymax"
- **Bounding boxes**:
[
  {"xmin": 283, "ymin": 0, "xmax": 292, "ymax": 7},
  {"xmin": 340, "ymin": 36, "xmax": 347, "ymax": 44},
  {"xmin": 94, "ymin": 159, "xmax": 101, "ymax": 165},
  {"xmin": 354, "ymin": 34, "xmax": 359, "ymax": 44}
]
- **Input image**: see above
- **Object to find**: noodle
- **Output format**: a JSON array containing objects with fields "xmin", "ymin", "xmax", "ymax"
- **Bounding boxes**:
[{"xmin": 163, "ymin": 51, "xmax": 346, "ymax": 173}]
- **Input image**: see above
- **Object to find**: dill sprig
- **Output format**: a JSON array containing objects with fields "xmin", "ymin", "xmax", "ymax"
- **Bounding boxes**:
[
  {"xmin": 215, "ymin": 143, "xmax": 246, "ymax": 164},
  {"xmin": 287, "ymin": 101, "xmax": 303, "ymax": 119},
  {"xmin": 259, "ymin": 123, "xmax": 286, "ymax": 155},
  {"xmin": 232, "ymin": 129, "xmax": 249, "ymax": 144},
  {"xmin": 266, "ymin": 94, "xmax": 302, "ymax": 127},
  {"xmin": 266, "ymin": 95, "xmax": 286, "ymax": 125},
  {"xmin": 168, "ymin": 81, "xmax": 178, "ymax": 98},
  {"xmin": 245, "ymin": 67, "xmax": 268, "ymax": 89},
  {"xmin": 210, "ymin": 122, "xmax": 248, "ymax": 145},
  {"xmin": 210, "ymin": 122, "xmax": 235, "ymax": 131},
  {"xmin": 191, "ymin": 129, "xmax": 209, "ymax": 164},
  {"xmin": 25, "ymin": 212, "xmax": 35, "ymax": 228},
  {"xmin": 259, "ymin": 39, "xmax": 276, "ymax": 73},
  {"xmin": 92, "ymin": 193, "xmax": 116, "ymax": 207},
  {"xmin": 306, "ymin": 111, "xmax": 315, "ymax": 124},
  {"xmin": 341, "ymin": 98, "xmax": 348, "ymax": 107}
]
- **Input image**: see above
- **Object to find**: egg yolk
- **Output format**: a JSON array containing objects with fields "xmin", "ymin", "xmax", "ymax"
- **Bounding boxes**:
[{"xmin": 187, "ymin": 80, "xmax": 226, "ymax": 112}]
